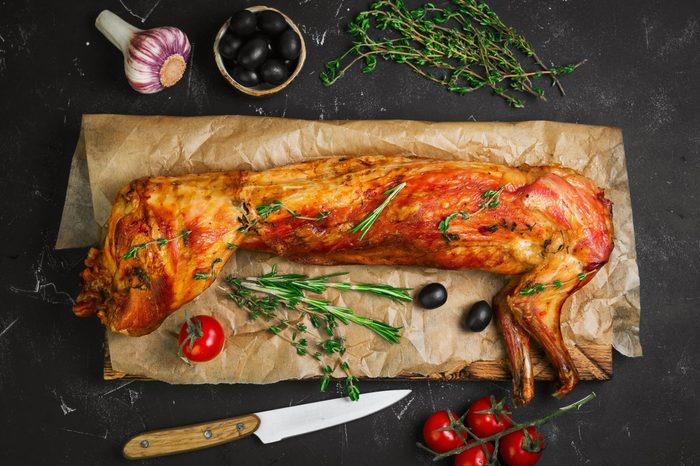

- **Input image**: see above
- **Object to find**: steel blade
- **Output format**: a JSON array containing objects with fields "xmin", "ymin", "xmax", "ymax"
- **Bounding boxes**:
[{"xmin": 253, "ymin": 389, "xmax": 411, "ymax": 443}]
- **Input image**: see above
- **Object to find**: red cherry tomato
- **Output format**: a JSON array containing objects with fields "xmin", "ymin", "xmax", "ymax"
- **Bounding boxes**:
[
  {"xmin": 422, "ymin": 410, "xmax": 463, "ymax": 453},
  {"xmin": 177, "ymin": 315, "xmax": 225, "ymax": 363},
  {"xmin": 454, "ymin": 441, "xmax": 495, "ymax": 466},
  {"xmin": 466, "ymin": 396, "xmax": 513, "ymax": 438},
  {"xmin": 499, "ymin": 426, "xmax": 545, "ymax": 466}
]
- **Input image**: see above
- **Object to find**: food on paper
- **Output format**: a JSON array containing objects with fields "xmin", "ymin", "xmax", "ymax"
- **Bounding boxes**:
[{"xmin": 74, "ymin": 155, "xmax": 614, "ymax": 403}]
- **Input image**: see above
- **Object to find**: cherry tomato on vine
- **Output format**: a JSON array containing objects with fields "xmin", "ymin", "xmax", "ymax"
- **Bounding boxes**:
[
  {"xmin": 466, "ymin": 396, "xmax": 513, "ymax": 438},
  {"xmin": 499, "ymin": 426, "xmax": 545, "ymax": 466},
  {"xmin": 177, "ymin": 315, "xmax": 225, "ymax": 363},
  {"xmin": 422, "ymin": 410, "xmax": 463, "ymax": 453},
  {"xmin": 454, "ymin": 441, "xmax": 495, "ymax": 466}
]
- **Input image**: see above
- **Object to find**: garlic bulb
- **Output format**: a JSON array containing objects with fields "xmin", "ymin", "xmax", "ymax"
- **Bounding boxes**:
[{"xmin": 95, "ymin": 10, "xmax": 191, "ymax": 94}]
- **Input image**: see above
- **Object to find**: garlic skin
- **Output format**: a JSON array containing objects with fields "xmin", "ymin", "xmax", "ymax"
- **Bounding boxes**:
[{"xmin": 95, "ymin": 10, "xmax": 191, "ymax": 94}]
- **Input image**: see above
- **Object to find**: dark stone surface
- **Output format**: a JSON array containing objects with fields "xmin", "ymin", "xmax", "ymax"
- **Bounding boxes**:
[{"xmin": 1, "ymin": 0, "xmax": 698, "ymax": 464}]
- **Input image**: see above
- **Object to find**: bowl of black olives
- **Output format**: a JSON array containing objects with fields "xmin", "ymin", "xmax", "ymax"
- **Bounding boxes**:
[{"xmin": 214, "ymin": 6, "xmax": 305, "ymax": 96}]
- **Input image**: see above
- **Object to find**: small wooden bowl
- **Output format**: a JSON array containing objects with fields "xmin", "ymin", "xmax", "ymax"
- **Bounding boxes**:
[{"xmin": 213, "ymin": 6, "xmax": 306, "ymax": 96}]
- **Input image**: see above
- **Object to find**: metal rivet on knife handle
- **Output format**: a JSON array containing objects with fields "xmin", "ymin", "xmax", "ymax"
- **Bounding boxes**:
[{"xmin": 122, "ymin": 414, "xmax": 261, "ymax": 460}]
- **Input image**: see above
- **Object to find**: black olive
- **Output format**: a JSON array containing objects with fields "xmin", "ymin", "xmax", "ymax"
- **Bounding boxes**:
[
  {"xmin": 283, "ymin": 59, "xmax": 298, "ymax": 74},
  {"xmin": 230, "ymin": 66, "xmax": 260, "ymax": 87},
  {"xmin": 257, "ymin": 10, "xmax": 288, "ymax": 36},
  {"xmin": 229, "ymin": 9, "xmax": 257, "ymax": 36},
  {"xmin": 237, "ymin": 38, "xmax": 269, "ymax": 70},
  {"xmin": 418, "ymin": 283, "xmax": 447, "ymax": 309},
  {"xmin": 464, "ymin": 300, "xmax": 493, "ymax": 332},
  {"xmin": 276, "ymin": 28, "xmax": 301, "ymax": 60},
  {"xmin": 250, "ymin": 31, "xmax": 273, "ymax": 49},
  {"xmin": 218, "ymin": 34, "xmax": 243, "ymax": 60},
  {"xmin": 259, "ymin": 59, "xmax": 288, "ymax": 85}
]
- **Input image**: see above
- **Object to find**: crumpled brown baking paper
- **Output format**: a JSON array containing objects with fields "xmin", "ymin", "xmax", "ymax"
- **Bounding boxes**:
[{"xmin": 56, "ymin": 115, "xmax": 641, "ymax": 384}]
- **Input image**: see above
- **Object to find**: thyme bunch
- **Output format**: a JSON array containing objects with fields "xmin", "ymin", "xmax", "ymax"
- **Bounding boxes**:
[
  {"xmin": 220, "ymin": 265, "xmax": 410, "ymax": 399},
  {"xmin": 321, "ymin": 0, "xmax": 585, "ymax": 108}
]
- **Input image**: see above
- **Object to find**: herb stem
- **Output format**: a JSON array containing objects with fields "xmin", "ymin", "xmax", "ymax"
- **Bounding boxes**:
[{"xmin": 350, "ymin": 182, "xmax": 406, "ymax": 240}]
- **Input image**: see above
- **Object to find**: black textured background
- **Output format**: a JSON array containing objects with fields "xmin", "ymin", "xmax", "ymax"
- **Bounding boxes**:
[{"xmin": 1, "ymin": 0, "xmax": 698, "ymax": 465}]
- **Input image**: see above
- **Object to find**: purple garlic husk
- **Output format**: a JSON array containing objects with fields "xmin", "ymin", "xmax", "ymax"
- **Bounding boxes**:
[{"xmin": 95, "ymin": 10, "xmax": 191, "ymax": 94}]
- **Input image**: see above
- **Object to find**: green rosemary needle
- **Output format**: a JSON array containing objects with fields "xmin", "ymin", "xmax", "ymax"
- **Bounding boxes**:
[{"xmin": 351, "ymin": 182, "xmax": 406, "ymax": 240}]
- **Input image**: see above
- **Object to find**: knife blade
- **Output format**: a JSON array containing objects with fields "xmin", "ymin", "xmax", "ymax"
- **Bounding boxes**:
[{"xmin": 122, "ymin": 389, "xmax": 411, "ymax": 459}]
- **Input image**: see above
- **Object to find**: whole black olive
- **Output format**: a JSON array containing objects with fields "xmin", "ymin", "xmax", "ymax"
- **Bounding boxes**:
[
  {"xmin": 259, "ymin": 59, "xmax": 288, "ymax": 85},
  {"xmin": 229, "ymin": 9, "xmax": 257, "ymax": 36},
  {"xmin": 218, "ymin": 34, "xmax": 243, "ymax": 60},
  {"xmin": 276, "ymin": 29, "xmax": 301, "ymax": 60},
  {"xmin": 418, "ymin": 283, "xmax": 447, "ymax": 309},
  {"xmin": 231, "ymin": 66, "xmax": 260, "ymax": 87},
  {"xmin": 250, "ymin": 31, "xmax": 273, "ymax": 49},
  {"xmin": 237, "ymin": 38, "xmax": 269, "ymax": 70},
  {"xmin": 257, "ymin": 10, "xmax": 288, "ymax": 36},
  {"xmin": 464, "ymin": 300, "xmax": 493, "ymax": 332}
]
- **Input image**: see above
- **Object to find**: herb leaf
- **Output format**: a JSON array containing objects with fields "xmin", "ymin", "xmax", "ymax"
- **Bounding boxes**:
[
  {"xmin": 321, "ymin": 0, "xmax": 584, "ymax": 108},
  {"xmin": 123, "ymin": 229, "xmax": 191, "ymax": 260},
  {"xmin": 350, "ymin": 182, "xmax": 406, "ymax": 240}
]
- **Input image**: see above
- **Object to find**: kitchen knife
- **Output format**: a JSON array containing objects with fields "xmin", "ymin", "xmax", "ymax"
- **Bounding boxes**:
[{"xmin": 122, "ymin": 389, "xmax": 411, "ymax": 459}]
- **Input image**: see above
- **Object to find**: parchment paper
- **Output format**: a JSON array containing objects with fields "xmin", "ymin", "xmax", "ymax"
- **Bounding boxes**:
[{"xmin": 57, "ymin": 115, "xmax": 641, "ymax": 384}]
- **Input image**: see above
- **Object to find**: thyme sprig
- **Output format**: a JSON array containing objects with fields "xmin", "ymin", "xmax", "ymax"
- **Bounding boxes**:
[
  {"xmin": 418, "ymin": 392, "xmax": 596, "ymax": 462},
  {"xmin": 518, "ymin": 270, "xmax": 594, "ymax": 296},
  {"xmin": 123, "ymin": 229, "xmax": 191, "ymax": 260},
  {"xmin": 193, "ymin": 258, "xmax": 223, "ymax": 281},
  {"xmin": 438, "ymin": 186, "xmax": 505, "ymax": 241},
  {"xmin": 220, "ymin": 265, "xmax": 409, "ymax": 399},
  {"xmin": 321, "ymin": 0, "xmax": 584, "ymax": 108},
  {"xmin": 256, "ymin": 200, "xmax": 330, "ymax": 222},
  {"xmin": 351, "ymin": 182, "xmax": 406, "ymax": 240}
]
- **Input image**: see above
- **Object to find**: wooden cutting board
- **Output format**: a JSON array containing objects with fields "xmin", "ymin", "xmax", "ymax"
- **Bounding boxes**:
[{"xmin": 104, "ymin": 342, "xmax": 612, "ymax": 382}]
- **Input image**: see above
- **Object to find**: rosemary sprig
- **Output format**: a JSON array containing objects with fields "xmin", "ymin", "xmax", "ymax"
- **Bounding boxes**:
[
  {"xmin": 321, "ymin": 0, "xmax": 584, "ymax": 108},
  {"xmin": 249, "ymin": 270, "xmax": 412, "ymax": 303},
  {"xmin": 123, "ymin": 229, "xmax": 190, "ymax": 260},
  {"xmin": 219, "ymin": 265, "xmax": 409, "ymax": 399},
  {"xmin": 257, "ymin": 200, "xmax": 330, "ymax": 222},
  {"xmin": 193, "ymin": 258, "xmax": 223, "ymax": 281},
  {"xmin": 418, "ymin": 392, "xmax": 597, "ymax": 462},
  {"xmin": 351, "ymin": 182, "xmax": 406, "ymax": 240},
  {"xmin": 438, "ymin": 186, "xmax": 505, "ymax": 241},
  {"xmin": 518, "ymin": 270, "xmax": 594, "ymax": 296}
]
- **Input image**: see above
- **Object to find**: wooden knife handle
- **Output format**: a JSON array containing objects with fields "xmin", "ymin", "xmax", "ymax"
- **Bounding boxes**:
[{"xmin": 122, "ymin": 414, "xmax": 260, "ymax": 460}]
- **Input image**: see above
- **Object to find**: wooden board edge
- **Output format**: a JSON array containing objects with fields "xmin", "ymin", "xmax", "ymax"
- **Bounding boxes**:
[{"xmin": 104, "ymin": 342, "xmax": 612, "ymax": 382}]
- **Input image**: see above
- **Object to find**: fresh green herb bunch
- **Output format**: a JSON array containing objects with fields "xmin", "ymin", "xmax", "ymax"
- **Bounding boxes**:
[
  {"xmin": 321, "ymin": 0, "xmax": 585, "ymax": 108},
  {"xmin": 220, "ymin": 265, "xmax": 411, "ymax": 400}
]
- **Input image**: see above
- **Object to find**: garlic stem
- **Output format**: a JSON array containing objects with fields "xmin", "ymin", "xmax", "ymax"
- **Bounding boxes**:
[{"xmin": 95, "ymin": 10, "xmax": 139, "ymax": 55}]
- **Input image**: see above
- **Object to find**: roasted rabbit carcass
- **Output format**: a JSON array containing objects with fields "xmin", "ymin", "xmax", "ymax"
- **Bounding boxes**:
[{"xmin": 74, "ymin": 156, "xmax": 613, "ymax": 405}]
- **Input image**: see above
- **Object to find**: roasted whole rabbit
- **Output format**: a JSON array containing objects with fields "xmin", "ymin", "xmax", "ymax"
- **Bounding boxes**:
[{"xmin": 74, "ymin": 156, "xmax": 613, "ymax": 404}]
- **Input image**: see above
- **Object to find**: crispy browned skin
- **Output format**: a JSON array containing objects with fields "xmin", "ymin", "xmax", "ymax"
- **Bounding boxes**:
[{"xmin": 74, "ymin": 156, "xmax": 613, "ymax": 403}]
